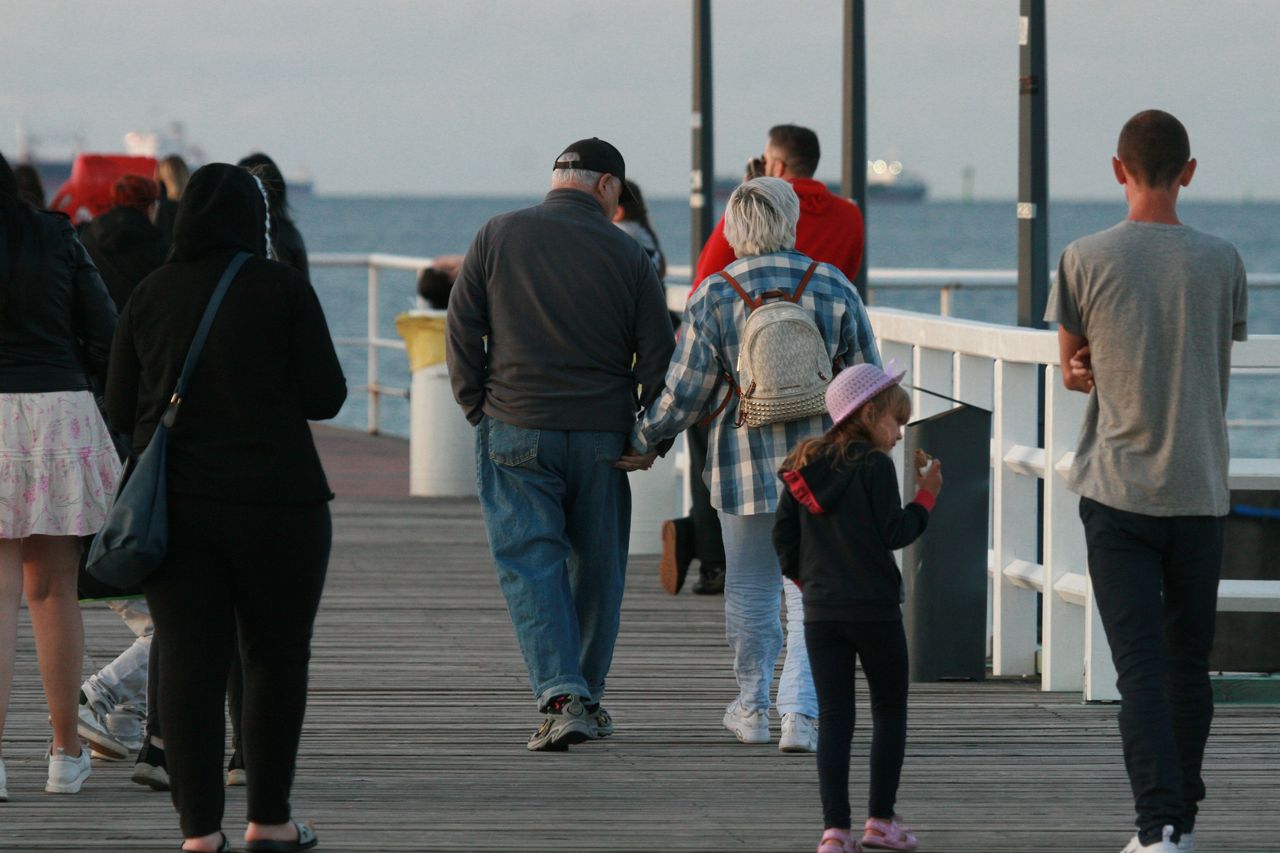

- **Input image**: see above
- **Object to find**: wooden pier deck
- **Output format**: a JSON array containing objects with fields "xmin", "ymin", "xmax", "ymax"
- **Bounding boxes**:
[{"xmin": 3, "ymin": 426, "xmax": 1278, "ymax": 851}]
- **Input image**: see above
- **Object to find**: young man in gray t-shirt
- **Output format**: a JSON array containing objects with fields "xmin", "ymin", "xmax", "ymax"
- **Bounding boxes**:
[{"xmin": 1045, "ymin": 110, "xmax": 1248, "ymax": 853}]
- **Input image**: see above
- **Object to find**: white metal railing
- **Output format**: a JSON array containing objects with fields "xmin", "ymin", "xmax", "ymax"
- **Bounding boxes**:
[
  {"xmin": 867, "ymin": 307, "xmax": 1280, "ymax": 701},
  {"xmin": 317, "ymin": 252, "xmax": 1278, "ymax": 699}
]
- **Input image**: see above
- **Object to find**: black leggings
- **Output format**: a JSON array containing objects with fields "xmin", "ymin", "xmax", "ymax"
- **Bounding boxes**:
[
  {"xmin": 144, "ymin": 494, "xmax": 330, "ymax": 838},
  {"xmin": 805, "ymin": 619, "xmax": 909, "ymax": 829}
]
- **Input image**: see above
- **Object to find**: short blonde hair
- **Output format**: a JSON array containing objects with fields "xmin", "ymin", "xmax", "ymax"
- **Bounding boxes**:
[{"xmin": 723, "ymin": 177, "xmax": 799, "ymax": 257}]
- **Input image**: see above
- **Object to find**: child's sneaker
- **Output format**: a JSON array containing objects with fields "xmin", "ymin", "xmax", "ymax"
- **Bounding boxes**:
[
  {"xmin": 1121, "ymin": 825, "xmax": 1178, "ymax": 853},
  {"xmin": 45, "ymin": 745, "xmax": 90, "ymax": 794},
  {"xmin": 861, "ymin": 815, "xmax": 918, "ymax": 851},
  {"xmin": 131, "ymin": 740, "xmax": 170, "ymax": 791},
  {"xmin": 818, "ymin": 827, "xmax": 861, "ymax": 853},
  {"xmin": 722, "ymin": 700, "xmax": 770, "ymax": 744}
]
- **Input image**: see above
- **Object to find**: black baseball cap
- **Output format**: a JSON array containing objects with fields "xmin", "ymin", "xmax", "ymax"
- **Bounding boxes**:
[{"xmin": 553, "ymin": 137, "xmax": 636, "ymax": 205}]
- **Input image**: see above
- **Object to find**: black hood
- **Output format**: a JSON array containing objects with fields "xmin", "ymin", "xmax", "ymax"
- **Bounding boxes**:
[
  {"xmin": 89, "ymin": 205, "xmax": 162, "ymax": 254},
  {"xmin": 169, "ymin": 163, "xmax": 267, "ymax": 262},
  {"xmin": 780, "ymin": 443, "xmax": 876, "ymax": 514}
]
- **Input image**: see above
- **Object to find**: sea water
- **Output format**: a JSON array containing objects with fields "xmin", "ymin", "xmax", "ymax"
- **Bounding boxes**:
[{"xmin": 296, "ymin": 196, "xmax": 1280, "ymax": 456}]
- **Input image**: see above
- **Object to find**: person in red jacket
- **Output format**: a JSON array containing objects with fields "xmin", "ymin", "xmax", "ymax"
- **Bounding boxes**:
[
  {"xmin": 662, "ymin": 125, "xmax": 866, "ymax": 599},
  {"xmin": 693, "ymin": 124, "xmax": 865, "ymax": 290}
]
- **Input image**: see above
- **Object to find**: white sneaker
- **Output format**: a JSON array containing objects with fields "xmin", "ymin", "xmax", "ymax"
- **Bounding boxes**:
[
  {"xmin": 1121, "ymin": 825, "xmax": 1178, "ymax": 853},
  {"xmin": 779, "ymin": 712, "xmax": 818, "ymax": 753},
  {"xmin": 77, "ymin": 700, "xmax": 129, "ymax": 760},
  {"xmin": 1, "ymin": 757, "xmax": 8, "ymax": 801},
  {"xmin": 46, "ymin": 745, "xmax": 90, "ymax": 794},
  {"xmin": 722, "ymin": 700, "xmax": 770, "ymax": 744}
]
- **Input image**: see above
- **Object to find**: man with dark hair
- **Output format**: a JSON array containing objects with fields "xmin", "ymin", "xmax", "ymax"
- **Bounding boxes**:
[
  {"xmin": 661, "ymin": 125, "xmax": 866, "ymax": 600},
  {"xmin": 447, "ymin": 138, "xmax": 674, "ymax": 751},
  {"xmin": 1046, "ymin": 109, "xmax": 1248, "ymax": 853}
]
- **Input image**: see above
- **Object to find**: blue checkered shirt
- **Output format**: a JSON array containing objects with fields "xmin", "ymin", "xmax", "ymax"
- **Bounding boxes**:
[{"xmin": 631, "ymin": 250, "xmax": 881, "ymax": 515}]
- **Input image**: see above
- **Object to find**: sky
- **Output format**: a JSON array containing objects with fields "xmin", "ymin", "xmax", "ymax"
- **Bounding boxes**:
[{"xmin": 3, "ymin": 0, "xmax": 1278, "ymax": 200}]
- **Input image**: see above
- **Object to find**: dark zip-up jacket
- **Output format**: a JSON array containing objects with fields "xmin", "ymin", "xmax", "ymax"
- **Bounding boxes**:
[
  {"xmin": 446, "ymin": 189, "xmax": 674, "ymax": 432},
  {"xmin": 773, "ymin": 443, "xmax": 934, "ymax": 622},
  {"xmin": 0, "ymin": 210, "xmax": 116, "ymax": 393}
]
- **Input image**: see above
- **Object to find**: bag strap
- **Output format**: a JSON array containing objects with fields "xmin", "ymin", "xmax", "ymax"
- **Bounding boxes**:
[
  {"xmin": 786, "ymin": 261, "xmax": 820, "ymax": 303},
  {"xmin": 161, "ymin": 251, "xmax": 251, "ymax": 427}
]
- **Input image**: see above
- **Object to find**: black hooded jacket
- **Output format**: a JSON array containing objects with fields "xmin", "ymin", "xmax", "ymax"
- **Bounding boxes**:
[
  {"xmin": 105, "ymin": 164, "xmax": 347, "ymax": 504},
  {"xmin": 773, "ymin": 443, "xmax": 933, "ymax": 622},
  {"xmin": 79, "ymin": 205, "xmax": 167, "ymax": 311}
]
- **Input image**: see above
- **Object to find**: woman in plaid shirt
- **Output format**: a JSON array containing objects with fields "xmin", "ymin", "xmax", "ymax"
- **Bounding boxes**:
[{"xmin": 625, "ymin": 178, "xmax": 880, "ymax": 752}]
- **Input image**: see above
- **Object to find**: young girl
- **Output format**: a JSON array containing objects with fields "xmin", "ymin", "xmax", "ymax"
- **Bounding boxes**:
[{"xmin": 774, "ymin": 362, "xmax": 943, "ymax": 853}]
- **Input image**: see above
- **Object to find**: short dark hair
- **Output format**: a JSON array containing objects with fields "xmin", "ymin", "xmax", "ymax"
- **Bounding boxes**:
[
  {"xmin": 767, "ymin": 124, "xmax": 820, "ymax": 178},
  {"xmin": 417, "ymin": 266, "xmax": 453, "ymax": 310},
  {"xmin": 1116, "ymin": 110, "xmax": 1190, "ymax": 188}
]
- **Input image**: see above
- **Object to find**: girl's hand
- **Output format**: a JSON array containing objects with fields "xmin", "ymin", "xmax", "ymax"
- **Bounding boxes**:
[{"xmin": 917, "ymin": 458, "xmax": 943, "ymax": 497}]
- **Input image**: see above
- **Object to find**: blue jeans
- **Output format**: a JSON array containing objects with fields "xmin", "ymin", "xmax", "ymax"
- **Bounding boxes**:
[
  {"xmin": 1080, "ymin": 497, "xmax": 1222, "ymax": 844},
  {"xmin": 721, "ymin": 511, "xmax": 817, "ymax": 717},
  {"xmin": 475, "ymin": 417, "xmax": 630, "ymax": 710}
]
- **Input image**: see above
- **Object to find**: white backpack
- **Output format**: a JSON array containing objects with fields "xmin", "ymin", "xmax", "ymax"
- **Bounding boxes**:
[{"xmin": 713, "ymin": 261, "xmax": 835, "ymax": 428}]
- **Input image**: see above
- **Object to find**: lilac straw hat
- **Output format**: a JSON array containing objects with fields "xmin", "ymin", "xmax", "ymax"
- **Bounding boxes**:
[{"xmin": 826, "ymin": 359, "xmax": 907, "ymax": 427}]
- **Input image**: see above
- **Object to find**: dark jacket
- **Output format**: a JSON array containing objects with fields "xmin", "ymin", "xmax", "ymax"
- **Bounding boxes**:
[
  {"xmin": 0, "ymin": 210, "xmax": 116, "ymax": 392},
  {"xmin": 105, "ymin": 164, "xmax": 347, "ymax": 504},
  {"xmin": 79, "ymin": 206, "xmax": 167, "ymax": 311},
  {"xmin": 273, "ymin": 216, "xmax": 309, "ymax": 279},
  {"xmin": 446, "ymin": 188, "xmax": 674, "ymax": 432},
  {"xmin": 773, "ymin": 444, "xmax": 932, "ymax": 622}
]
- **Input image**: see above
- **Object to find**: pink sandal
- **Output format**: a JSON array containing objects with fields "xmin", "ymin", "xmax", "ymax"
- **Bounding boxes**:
[
  {"xmin": 818, "ymin": 827, "xmax": 862, "ymax": 853},
  {"xmin": 861, "ymin": 815, "xmax": 918, "ymax": 851}
]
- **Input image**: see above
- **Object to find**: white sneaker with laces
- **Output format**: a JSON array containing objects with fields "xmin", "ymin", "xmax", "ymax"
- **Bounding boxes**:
[
  {"xmin": 723, "ymin": 700, "xmax": 770, "ymax": 744},
  {"xmin": 46, "ymin": 745, "xmax": 91, "ymax": 794},
  {"xmin": 77, "ymin": 700, "xmax": 129, "ymax": 760},
  {"xmin": 1121, "ymin": 825, "xmax": 1178, "ymax": 853},
  {"xmin": 779, "ymin": 712, "xmax": 818, "ymax": 753}
]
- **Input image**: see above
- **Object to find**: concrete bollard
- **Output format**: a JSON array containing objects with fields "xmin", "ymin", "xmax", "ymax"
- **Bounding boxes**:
[
  {"xmin": 626, "ymin": 439, "xmax": 683, "ymax": 556},
  {"xmin": 409, "ymin": 362, "xmax": 477, "ymax": 497}
]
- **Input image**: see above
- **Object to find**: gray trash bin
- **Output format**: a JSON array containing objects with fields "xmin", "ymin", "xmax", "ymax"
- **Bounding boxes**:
[{"xmin": 900, "ymin": 400, "xmax": 991, "ymax": 682}]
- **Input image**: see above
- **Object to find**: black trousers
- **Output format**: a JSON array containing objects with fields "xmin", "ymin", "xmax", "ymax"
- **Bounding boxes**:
[
  {"xmin": 806, "ymin": 619, "xmax": 909, "ymax": 829},
  {"xmin": 1080, "ymin": 497, "xmax": 1223, "ymax": 844},
  {"xmin": 686, "ymin": 421, "xmax": 725, "ymax": 567},
  {"xmin": 144, "ymin": 494, "xmax": 331, "ymax": 837}
]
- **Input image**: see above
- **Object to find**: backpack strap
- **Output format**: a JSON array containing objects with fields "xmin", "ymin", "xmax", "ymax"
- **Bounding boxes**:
[
  {"xmin": 786, "ymin": 261, "xmax": 820, "ymax": 303},
  {"xmin": 719, "ymin": 269, "xmax": 761, "ymax": 310},
  {"xmin": 697, "ymin": 370, "xmax": 739, "ymax": 428}
]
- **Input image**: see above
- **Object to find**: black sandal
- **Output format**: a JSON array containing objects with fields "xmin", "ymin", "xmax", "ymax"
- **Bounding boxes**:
[
  {"xmin": 180, "ymin": 832, "xmax": 230, "ymax": 852},
  {"xmin": 244, "ymin": 820, "xmax": 318, "ymax": 852}
]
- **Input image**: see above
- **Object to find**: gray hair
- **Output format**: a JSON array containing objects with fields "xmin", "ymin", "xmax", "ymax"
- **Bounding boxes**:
[
  {"xmin": 551, "ymin": 167, "xmax": 604, "ymax": 191},
  {"xmin": 723, "ymin": 177, "xmax": 799, "ymax": 257}
]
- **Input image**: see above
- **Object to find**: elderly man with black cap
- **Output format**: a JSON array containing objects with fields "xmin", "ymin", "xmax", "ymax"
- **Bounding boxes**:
[{"xmin": 446, "ymin": 138, "xmax": 674, "ymax": 751}]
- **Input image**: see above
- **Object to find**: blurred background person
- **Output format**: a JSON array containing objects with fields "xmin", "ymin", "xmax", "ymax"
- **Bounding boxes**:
[
  {"xmin": 13, "ymin": 163, "xmax": 46, "ymax": 210},
  {"xmin": 79, "ymin": 175, "xmax": 167, "ymax": 311},
  {"xmin": 0, "ymin": 151, "xmax": 121, "ymax": 798},
  {"xmin": 238, "ymin": 153, "xmax": 308, "ymax": 278},
  {"xmin": 154, "ymin": 155, "xmax": 190, "ymax": 250}
]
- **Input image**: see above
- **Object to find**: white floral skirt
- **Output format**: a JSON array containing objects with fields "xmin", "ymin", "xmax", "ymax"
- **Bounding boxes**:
[{"xmin": 0, "ymin": 391, "xmax": 123, "ymax": 539}]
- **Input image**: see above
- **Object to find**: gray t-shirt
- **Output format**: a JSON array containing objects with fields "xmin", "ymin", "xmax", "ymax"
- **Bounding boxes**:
[{"xmin": 1045, "ymin": 220, "xmax": 1248, "ymax": 517}]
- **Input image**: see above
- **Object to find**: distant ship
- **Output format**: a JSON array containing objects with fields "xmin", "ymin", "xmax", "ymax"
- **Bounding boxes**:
[
  {"xmin": 14, "ymin": 121, "xmax": 313, "ymax": 197},
  {"xmin": 715, "ymin": 158, "xmax": 927, "ymax": 203}
]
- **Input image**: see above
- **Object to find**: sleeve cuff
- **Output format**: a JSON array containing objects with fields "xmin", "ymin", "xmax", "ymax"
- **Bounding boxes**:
[
  {"xmin": 912, "ymin": 489, "xmax": 936, "ymax": 512},
  {"xmin": 629, "ymin": 422, "xmax": 650, "ymax": 454}
]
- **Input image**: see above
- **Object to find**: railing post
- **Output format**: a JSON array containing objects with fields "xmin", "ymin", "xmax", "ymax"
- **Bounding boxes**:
[
  {"xmin": 1041, "ymin": 366, "xmax": 1088, "ymax": 691},
  {"xmin": 367, "ymin": 262, "xmax": 380, "ymax": 435},
  {"xmin": 992, "ymin": 359, "xmax": 1040, "ymax": 676}
]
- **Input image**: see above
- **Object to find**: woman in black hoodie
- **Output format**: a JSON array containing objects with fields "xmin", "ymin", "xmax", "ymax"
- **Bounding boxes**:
[
  {"xmin": 773, "ymin": 362, "xmax": 942, "ymax": 853},
  {"xmin": 106, "ymin": 163, "xmax": 345, "ymax": 853}
]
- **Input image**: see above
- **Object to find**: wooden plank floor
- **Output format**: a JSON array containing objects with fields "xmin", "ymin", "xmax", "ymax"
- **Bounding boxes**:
[{"xmin": 2, "ymin": 427, "xmax": 1278, "ymax": 851}]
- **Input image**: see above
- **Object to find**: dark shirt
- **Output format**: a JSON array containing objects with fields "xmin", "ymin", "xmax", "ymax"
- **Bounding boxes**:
[
  {"xmin": 0, "ymin": 211, "xmax": 117, "ymax": 393},
  {"xmin": 273, "ymin": 217, "xmax": 309, "ymax": 279},
  {"xmin": 79, "ymin": 205, "xmax": 167, "ymax": 311},
  {"xmin": 774, "ymin": 444, "xmax": 931, "ymax": 622},
  {"xmin": 446, "ymin": 189, "xmax": 674, "ymax": 432}
]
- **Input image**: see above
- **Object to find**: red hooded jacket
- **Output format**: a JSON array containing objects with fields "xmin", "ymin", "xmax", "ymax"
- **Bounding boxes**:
[{"xmin": 692, "ymin": 177, "xmax": 864, "ymax": 292}]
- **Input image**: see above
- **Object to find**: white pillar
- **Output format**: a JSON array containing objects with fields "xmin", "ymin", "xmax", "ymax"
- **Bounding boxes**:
[{"xmin": 409, "ymin": 363, "xmax": 477, "ymax": 497}]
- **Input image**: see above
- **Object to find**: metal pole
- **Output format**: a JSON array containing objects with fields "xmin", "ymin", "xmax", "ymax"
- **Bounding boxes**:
[
  {"xmin": 1017, "ymin": 0, "xmax": 1048, "ymax": 329},
  {"xmin": 841, "ymin": 0, "xmax": 869, "ymax": 301},
  {"xmin": 367, "ymin": 263, "xmax": 380, "ymax": 435},
  {"xmin": 691, "ymin": 0, "xmax": 714, "ymax": 270}
]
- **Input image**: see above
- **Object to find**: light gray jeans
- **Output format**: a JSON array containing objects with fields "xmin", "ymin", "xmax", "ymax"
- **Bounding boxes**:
[
  {"xmin": 720, "ymin": 511, "xmax": 817, "ymax": 718},
  {"xmin": 82, "ymin": 598, "xmax": 152, "ymax": 716}
]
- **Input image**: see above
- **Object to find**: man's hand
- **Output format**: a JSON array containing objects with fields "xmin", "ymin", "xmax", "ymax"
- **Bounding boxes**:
[
  {"xmin": 1068, "ymin": 344, "xmax": 1094, "ymax": 393},
  {"xmin": 614, "ymin": 447, "xmax": 659, "ymax": 471}
]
